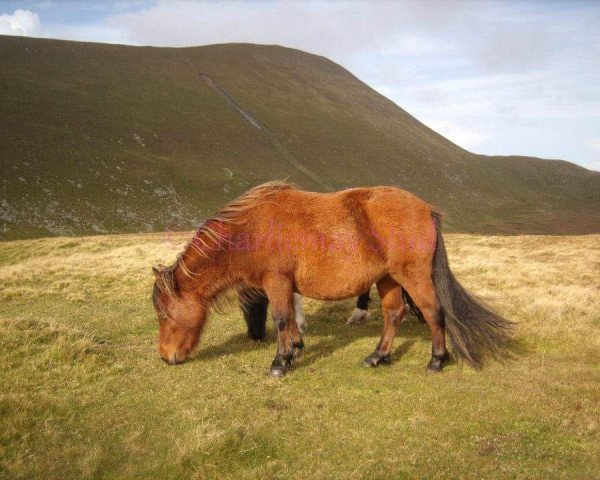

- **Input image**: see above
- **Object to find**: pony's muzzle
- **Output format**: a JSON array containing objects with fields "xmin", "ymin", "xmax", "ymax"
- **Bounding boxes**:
[{"xmin": 161, "ymin": 352, "xmax": 181, "ymax": 365}]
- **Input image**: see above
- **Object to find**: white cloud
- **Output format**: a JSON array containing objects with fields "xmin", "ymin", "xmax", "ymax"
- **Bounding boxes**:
[
  {"xmin": 587, "ymin": 138, "xmax": 600, "ymax": 152},
  {"xmin": 586, "ymin": 139, "xmax": 600, "ymax": 170},
  {"xmin": 423, "ymin": 120, "xmax": 490, "ymax": 150},
  {"xmin": 0, "ymin": 9, "xmax": 41, "ymax": 36},
  {"xmin": 40, "ymin": 23, "xmax": 130, "ymax": 45}
]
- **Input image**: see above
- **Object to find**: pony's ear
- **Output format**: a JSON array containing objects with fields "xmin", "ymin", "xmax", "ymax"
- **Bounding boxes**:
[
  {"xmin": 152, "ymin": 265, "xmax": 178, "ymax": 297},
  {"xmin": 152, "ymin": 266, "xmax": 162, "ymax": 279},
  {"xmin": 152, "ymin": 264, "xmax": 166, "ymax": 279}
]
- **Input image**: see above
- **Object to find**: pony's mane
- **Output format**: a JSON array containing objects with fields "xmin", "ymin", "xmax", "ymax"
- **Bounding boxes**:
[
  {"xmin": 157, "ymin": 181, "xmax": 296, "ymax": 289},
  {"xmin": 187, "ymin": 180, "xmax": 295, "ymax": 258}
]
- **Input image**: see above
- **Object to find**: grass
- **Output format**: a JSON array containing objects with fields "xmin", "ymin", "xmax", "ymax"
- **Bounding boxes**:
[
  {"xmin": 1, "ymin": 35, "xmax": 599, "ymax": 239},
  {"xmin": 0, "ymin": 232, "xmax": 598, "ymax": 479}
]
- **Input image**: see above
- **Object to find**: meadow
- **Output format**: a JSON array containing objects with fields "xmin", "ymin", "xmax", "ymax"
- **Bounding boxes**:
[{"xmin": 0, "ymin": 232, "xmax": 598, "ymax": 479}]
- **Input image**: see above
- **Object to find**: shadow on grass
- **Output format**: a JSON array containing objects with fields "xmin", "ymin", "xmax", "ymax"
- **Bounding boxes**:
[
  {"xmin": 194, "ymin": 332, "xmax": 273, "ymax": 361},
  {"xmin": 299, "ymin": 305, "xmax": 430, "ymax": 369},
  {"xmin": 193, "ymin": 299, "xmax": 529, "ymax": 372},
  {"xmin": 490, "ymin": 335, "xmax": 532, "ymax": 366}
]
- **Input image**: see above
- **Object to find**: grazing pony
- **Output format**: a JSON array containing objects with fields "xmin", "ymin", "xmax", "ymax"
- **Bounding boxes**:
[{"xmin": 152, "ymin": 182, "xmax": 513, "ymax": 377}]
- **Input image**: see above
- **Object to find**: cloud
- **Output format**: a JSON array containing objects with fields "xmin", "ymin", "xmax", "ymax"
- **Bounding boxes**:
[
  {"xmin": 107, "ymin": 1, "xmax": 408, "ymax": 54},
  {"xmin": 582, "ymin": 143, "xmax": 600, "ymax": 171},
  {"xmin": 423, "ymin": 120, "xmax": 490, "ymax": 150},
  {"xmin": 587, "ymin": 138, "xmax": 600, "ymax": 153},
  {"xmin": 0, "ymin": 9, "xmax": 41, "ymax": 36},
  {"xmin": 40, "ymin": 23, "xmax": 130, "ymax": 45}
]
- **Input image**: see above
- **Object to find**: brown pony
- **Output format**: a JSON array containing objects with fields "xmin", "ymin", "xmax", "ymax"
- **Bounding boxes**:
[{"xmin": 152, "ymin": 182, "xmax": 513, "ymax": 377}]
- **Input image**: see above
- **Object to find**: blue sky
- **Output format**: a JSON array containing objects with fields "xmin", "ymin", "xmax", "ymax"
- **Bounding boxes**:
[{"xmin": 1, "ymin": 0, "xmax": 599, "ymax": 170}]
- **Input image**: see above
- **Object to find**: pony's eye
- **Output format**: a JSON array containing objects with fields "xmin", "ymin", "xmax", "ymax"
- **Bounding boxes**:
[{"xmin": 156, "ymin": 308, "xmax": 168, "ymax": 320}]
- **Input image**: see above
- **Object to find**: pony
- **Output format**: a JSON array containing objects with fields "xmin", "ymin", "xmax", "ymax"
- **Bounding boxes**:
[{"xmin": 152, "ymin": 182, "xmax": 513, "ymax": 377}]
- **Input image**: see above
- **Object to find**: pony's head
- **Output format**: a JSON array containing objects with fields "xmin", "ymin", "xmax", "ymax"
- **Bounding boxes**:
[{"xmin": 152, "ymin": 266, "xmax": 205, "ymax": 365}]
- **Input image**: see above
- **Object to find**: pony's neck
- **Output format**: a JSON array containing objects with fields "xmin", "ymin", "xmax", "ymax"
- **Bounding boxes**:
[{"xmin": 174, "ymin": 227, "xmax": 237, "ymax": 301}]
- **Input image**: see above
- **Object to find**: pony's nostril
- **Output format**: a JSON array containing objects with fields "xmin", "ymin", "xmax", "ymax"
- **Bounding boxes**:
[{"xmin": 160, "ymin": 352, "xmax": 178, "ymax": 365}]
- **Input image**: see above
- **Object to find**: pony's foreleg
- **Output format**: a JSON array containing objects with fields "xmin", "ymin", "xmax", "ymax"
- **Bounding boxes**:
[
  {"xmin": 363, "ymin": 277, "xmax": 405, "ymax": 367},
  {"xmin": 347, "ymin": 290, "xmax": 371, "ymax": 325},
  {"xmin": 263, "ymin": 275, "xmax": 303, "ymax": 377}
]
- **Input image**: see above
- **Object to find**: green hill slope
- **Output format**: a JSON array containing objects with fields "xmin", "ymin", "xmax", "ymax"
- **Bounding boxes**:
[{"xmin": 1, "ymin": 35, "xmax": 598, "ymax": 239}]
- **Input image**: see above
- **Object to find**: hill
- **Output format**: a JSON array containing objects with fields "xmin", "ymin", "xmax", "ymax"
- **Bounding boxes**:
[{"xmin": 1, "ymin": 35, "xmax": 599, "ymax": 239}]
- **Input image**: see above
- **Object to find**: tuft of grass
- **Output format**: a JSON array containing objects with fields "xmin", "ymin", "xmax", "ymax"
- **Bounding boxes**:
[{"xmin": 0, "ymin": 232, "xmax": 598, "ymax": 479}]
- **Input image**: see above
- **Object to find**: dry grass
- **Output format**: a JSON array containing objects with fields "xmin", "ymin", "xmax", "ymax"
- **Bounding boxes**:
[{"xmin": 0, "ymin": 233, "xmax": 599, "ymax": 479}]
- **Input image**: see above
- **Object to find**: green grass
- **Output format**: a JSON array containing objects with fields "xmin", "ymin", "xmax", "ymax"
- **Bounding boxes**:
[
  {"xmin": 1, "ymin": 233, "xmax": 598, "ymax": 479},
  {"xmin": 1, "ymin": 35, "xmax": 599, "ymax": 239}
]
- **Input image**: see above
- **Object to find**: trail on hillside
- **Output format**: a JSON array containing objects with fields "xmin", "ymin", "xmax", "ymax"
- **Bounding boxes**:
[
  {"xmin": 199, "ymin": 73, "xmax": 263, "ymax": 130},
  {"xmin": 199, "ymin": 73, "xmax": 331, "ymax": 191}
]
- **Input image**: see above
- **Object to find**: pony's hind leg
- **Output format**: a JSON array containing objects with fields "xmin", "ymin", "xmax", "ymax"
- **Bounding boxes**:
[
  {"xmin": 393, "ymin": 265, "xmax": 449, "ymax": 372},
  {"xmin": 239, "ymin": 288, "xmax": 268, "ymax": 341},
  {"xmin": 263, "ymin": 274, "xmax": 303, "ymax": 377},
  {"xmin": 363, "ymin": 276, "xmax": 405, "ymax": 367},
  {"xmin": 293, "ymin": 293, "xmax": 306, "ymax": 335},
  {"xmin": 347, "ymin": 290, "xmax": 371, "ymax": 325},
  {"xmin": 402, "ymin": 289, "xmax": 425, "ymax": 324}
]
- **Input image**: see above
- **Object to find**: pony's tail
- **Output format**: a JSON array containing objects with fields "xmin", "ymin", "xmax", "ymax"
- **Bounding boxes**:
[{"xmin": 431, "ymin": 213, "xmax": 514, "ymax": 368}]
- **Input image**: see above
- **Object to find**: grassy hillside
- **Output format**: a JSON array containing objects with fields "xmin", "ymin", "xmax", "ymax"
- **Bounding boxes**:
[
  {"xmin": 1, "ymin": 35, "xmax": 599, "ymax": 239},
  {"xmin": 1, "ymin": 232, "xmax": 598, "ymax": 479}
]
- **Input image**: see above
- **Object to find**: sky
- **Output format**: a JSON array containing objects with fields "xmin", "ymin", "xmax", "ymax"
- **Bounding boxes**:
[{"xmin": 1, "ymin": 1, "xmax": 599, "ymax": 171}]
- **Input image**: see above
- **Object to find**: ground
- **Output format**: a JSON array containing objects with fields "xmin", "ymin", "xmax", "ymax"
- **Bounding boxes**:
[{"xmin": 0, "ymin": 233, "xmax": 598, "ymax": 479}]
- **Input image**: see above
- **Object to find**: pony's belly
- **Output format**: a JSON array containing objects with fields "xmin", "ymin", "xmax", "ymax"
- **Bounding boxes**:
[
  {"xmin": 296, "ymin": 285, "xmax": 372, "ymax": 301},
  {"xmin": 294, "ymin": 262, "xmax": 384, "ymax": 301}
]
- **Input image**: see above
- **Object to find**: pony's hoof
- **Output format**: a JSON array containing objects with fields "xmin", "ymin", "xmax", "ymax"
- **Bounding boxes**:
[
  {"xmin": 427, "ymin": 361, "xmax": 442, "ymax": 373},
  {"xmin": 347, "ymin": 308, "xmax": 370, "ymax": 325},
  {"xmin": 269, "ymin": 366, "xmax": 287, "ymax": 378},
  {"xmin": 427, "ymin": 352, "xmax": 449, "ymax": 372},
  {"xmin": 363, "ymin": 351, "xmax": 391, "ymax": 368},
  {"xmin": 269, "ymin": 353, "xmax": 294, "ymax": 377}
]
